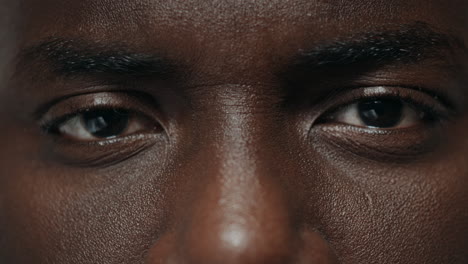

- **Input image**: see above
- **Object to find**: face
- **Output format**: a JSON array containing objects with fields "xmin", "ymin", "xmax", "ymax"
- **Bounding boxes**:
[{"xmin": 0, "ymin": 0, "xmax": 467, "ymax": 263}]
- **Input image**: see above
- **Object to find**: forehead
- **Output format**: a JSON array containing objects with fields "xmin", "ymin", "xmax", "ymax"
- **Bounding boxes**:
[{"xmin": 20, "ymin": 0, "xmax": 468, "ymax": 40}]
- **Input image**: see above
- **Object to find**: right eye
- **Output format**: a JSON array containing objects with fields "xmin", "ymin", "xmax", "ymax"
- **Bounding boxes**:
[{"xmin": 51, "ymin": 108, "xmax": 158, "ymax": 141}]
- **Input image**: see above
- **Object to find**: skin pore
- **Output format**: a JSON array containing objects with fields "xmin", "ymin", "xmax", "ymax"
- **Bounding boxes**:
[{"xmin": 0, "ymin": 0, "xmax": 467, "ymax": 263}]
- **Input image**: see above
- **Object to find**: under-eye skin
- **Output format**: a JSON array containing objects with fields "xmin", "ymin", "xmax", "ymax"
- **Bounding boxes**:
[{"xmin": 312, "ymin": 86, "xmax": 455, "ymax": 160}]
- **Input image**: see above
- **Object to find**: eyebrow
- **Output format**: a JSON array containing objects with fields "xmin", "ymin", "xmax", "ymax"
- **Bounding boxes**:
[
  {"xmin": 17, "ymin": 22, "xmax": 465, "ymax": 80},
  {"xmin": 18, "ymin": 38, "xmax": 175, "ymax": 78},
  {"xmin": 290, "ymin": 22, "xmax": 466, "ymax": 74}
]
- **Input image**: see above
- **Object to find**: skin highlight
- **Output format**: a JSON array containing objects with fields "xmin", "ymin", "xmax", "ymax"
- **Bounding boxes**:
[{"xmin": 0, "ymin": 0, "xmax": 467, "ymax": 263}]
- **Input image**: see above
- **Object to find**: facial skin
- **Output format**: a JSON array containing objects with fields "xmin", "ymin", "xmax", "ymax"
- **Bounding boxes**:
[{"xmin": 0, "ymin": 0, "xmax": 467, "ymax": 263}]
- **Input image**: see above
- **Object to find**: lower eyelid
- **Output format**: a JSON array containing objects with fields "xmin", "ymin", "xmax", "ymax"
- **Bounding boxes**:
[
  {"xmin": 312, "ymin": 123, "xmax": 442, "ymax": 162},
  {"xmin": 44, "ymin": 133, "xmax": 166, "ymax": 168}
]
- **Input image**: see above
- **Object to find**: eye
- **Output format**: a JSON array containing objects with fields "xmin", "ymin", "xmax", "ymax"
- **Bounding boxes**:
[
  {"xmin": 38, "ymin": 92, "xmax": 167, "ymax": 166},
  {"xmin": 310, "ymin": 87, "xmax": 456, "ymax": 161},
  {"xmin": 52, "ymin": 108, "xmax": 155, "ymax": 141},
  {"xmin": 325, "ymin": 97, "xmax": 429, "ymax": 129}
]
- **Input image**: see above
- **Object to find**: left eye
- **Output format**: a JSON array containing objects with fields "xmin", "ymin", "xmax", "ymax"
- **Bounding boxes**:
[
  {"xmin": 325, "ymin": 98, "xmax": 428, "ymax": 129},
  {"xmin": 56, "ymin": 109, "xmax": 149, "ymax": 141}
]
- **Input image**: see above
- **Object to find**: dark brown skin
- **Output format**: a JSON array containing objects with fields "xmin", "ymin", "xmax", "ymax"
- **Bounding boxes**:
[{"xmin": 0, "ymin": 0, "xmax": 467, "ymax": 263}]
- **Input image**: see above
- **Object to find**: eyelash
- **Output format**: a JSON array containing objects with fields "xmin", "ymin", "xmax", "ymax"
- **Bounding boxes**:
[
  {"xmin": 38, "ymin": 91, "xmax": 164, "ymax": 139},
  {"xmin": 41, "ymin": 107, "xmax": 132, "ymax": 134},
  {"xmin": 316, "ymin": 86, "xmax": 452, "ymax": 124}
]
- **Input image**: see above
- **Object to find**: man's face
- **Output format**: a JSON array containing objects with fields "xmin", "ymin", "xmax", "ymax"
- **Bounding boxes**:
[{"xmin": 0, "ymin": 0, "xmax": 467, "ymax": 263}]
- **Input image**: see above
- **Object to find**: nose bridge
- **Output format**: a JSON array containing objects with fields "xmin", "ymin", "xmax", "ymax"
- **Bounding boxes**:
[
  {"xmin": 194, "ymin": 86, "xmax": 290, "ymax": 202},
  {"xmin": 212, "ymin": 94, "xmax": 292, "ymax": 234}
]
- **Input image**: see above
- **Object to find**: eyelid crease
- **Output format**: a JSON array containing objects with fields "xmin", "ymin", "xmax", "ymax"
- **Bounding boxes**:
[{"xmin": 324, "ymin": 84, "xmax": 456, "ymax": 113}]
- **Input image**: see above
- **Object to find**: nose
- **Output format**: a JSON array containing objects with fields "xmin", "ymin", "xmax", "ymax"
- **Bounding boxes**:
[
  {"xmin": 146, "ymin": 109, "xmax": 338, "ymax": 263},
  {"xmin": 174, "ymin": 179, "xmax": 298, "ymax": 263},
  {"xmin": 147, "ymin": 174, "xmax": 338, "ymax": 264}
]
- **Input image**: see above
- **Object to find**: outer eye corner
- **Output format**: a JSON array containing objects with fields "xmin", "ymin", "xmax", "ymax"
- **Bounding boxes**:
[{"xmin": 40, "ymin": 116, "xmax": 65, "ymax": 136}]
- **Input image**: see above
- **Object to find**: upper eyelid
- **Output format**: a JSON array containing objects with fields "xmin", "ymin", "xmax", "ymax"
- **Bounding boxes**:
[
  {"xmin": 287, "ymin": 66, "xmax": 461, "ymax": 118},
  {"xmin": 331, "ymin": 85, "xmax": 453, "ymax": 108},
  {"xmin": 316, "ymin": 86, "xmax": 454, "ymax": 122},
  {"xmin": 332, "ymin": 86, "xmax": 448, "ymax": 107},
  {"xmin": 34, "ymin": 88, "xmax": 160, "ymax": 119}
]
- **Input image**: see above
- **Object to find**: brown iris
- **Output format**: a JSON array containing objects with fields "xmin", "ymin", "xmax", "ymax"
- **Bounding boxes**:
[
  {"xmin": 357, "ymin": 99, "xmax": 404, "ymax": 128},
  {"xmin": 82, "ymin": 109, "xmax": 130, "ymax": 138}
]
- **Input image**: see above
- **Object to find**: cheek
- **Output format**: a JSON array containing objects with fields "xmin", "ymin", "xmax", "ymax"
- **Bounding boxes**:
[
  {"xmin": 0, "ymin": 146, "xmax": 173, "ymax": 263},
  {"xmin": 299, "ymin": 139, "xmax": 468, "ymax": 263}
]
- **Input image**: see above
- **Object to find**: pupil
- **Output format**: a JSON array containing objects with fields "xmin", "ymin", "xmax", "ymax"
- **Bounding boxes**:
[
  {"xmin": 357, "ymin": 99, "xmax": 403, "ymax": 128},
  {"xmin": 83, "ymin": 109, "xmax": 130, "ymax": 138}
]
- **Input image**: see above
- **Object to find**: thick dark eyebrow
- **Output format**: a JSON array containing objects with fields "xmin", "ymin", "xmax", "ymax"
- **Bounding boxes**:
[
  {"xmin": 290, "ymin": 22, "xmax": 466, "ymax": 73},
  {"xmin": 16, "ymin": 22, "xmax": 465, "ymax": 80},
  {"xmin": 17, "ymin": 38, "xmax": 175, "ymax": 78}
]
